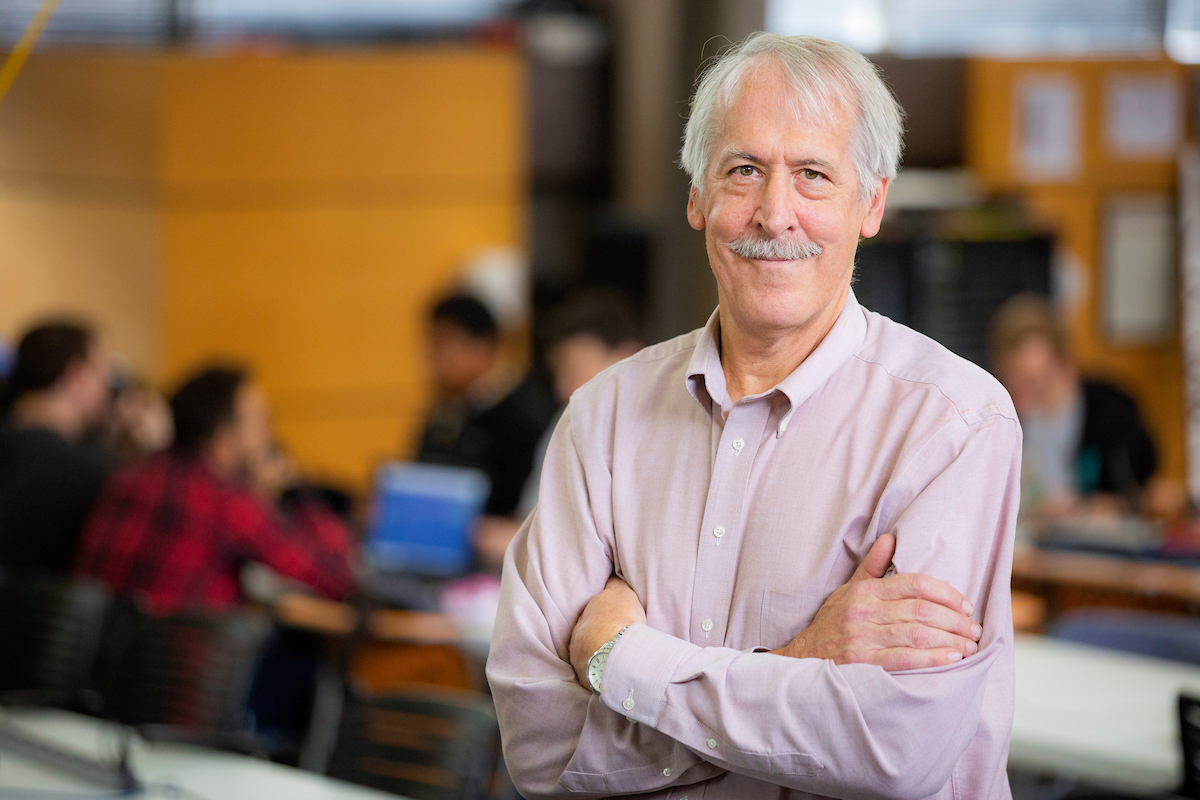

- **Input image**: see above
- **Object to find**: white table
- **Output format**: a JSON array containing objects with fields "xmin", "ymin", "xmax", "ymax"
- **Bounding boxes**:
[
  {"xmin": 1012, "ymin": 632, "xmax": 1200, "ymax": 791},
  {"xmin": 0, "ymin": 708, "xmax": 408, "ymax": 800}
]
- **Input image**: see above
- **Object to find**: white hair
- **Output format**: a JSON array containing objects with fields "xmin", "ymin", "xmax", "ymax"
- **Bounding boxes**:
[{"xmin": 680, "ymin": 32, "xmax": 904, "ymax": 200}]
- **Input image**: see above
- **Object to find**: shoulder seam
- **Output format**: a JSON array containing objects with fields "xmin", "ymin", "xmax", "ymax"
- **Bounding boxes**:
[{"xmin": 851, "ymin": 352, "xmax": 1017, "ymax": 426}]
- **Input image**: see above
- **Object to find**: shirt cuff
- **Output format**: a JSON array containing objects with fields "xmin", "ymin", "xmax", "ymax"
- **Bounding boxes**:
[{"xmin": 599, "ymin": 623, "xmax": 698, "ymax": 727}]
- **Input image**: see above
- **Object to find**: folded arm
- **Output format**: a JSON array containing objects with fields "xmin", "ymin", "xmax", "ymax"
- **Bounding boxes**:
[{"xmin": 595, "ymin": 415, "xmax": 1020, "ymax": 799}]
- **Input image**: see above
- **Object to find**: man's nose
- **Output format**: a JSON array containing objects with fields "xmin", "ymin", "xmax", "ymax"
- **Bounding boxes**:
[{"xmin": 752, "ymin": 171, "xmax": 798, "ymax": 239}]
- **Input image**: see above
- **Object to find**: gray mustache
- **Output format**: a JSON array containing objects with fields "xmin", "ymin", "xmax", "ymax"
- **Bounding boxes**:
[{"xmin": 725, "ymin": 236, "xmax": 823, "ymax": 261}]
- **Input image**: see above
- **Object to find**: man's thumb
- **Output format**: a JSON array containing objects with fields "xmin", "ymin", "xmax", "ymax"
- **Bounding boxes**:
[{"xmin": 851, "ymin": 534, "xmax": 896, "ymax": 582}]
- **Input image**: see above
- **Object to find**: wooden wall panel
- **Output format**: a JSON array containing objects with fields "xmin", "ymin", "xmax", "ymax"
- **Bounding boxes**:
[
  {"xmin": 0, "ymin": 53, "xmax": 160, "ymax": 373},
  {"xmin": 160, "ymin": 202, "xmax": 522, "ymax": 485},
  {"xmin": 156, "ymin": 47, "xmax": 527, "ymax": 487},
  {"xmin": 0, "ymin": 46, "xmax": 527, "ymax": 488},
  {"xmin": 966, "ymin": 58, "xmax": 1188, "ymax": 481}
]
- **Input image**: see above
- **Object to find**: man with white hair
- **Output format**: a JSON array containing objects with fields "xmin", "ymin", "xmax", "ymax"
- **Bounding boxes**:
[{"xmin": 487, "ymin": 33, "xmax": 1019, "ymax": 800}]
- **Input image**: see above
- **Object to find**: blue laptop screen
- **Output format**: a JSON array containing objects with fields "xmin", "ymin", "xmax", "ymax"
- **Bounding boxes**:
[{"xmin": 365, "ymin": 462, "xmax": 490, "ymax": 576}]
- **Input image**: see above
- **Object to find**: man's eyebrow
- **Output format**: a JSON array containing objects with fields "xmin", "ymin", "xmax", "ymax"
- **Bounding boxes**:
[{"xmin": 720, "ymin": 151, "xmax": 835, "ymax": 170}]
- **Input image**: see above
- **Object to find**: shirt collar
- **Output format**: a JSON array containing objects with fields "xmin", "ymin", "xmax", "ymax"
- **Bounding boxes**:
[{"xmin": 686, "ymin": 289, "xmax": 868, "ymax": 437}]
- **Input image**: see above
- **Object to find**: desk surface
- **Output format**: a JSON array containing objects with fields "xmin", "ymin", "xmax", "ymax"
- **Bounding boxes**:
[
  {"xmin": 1012, "ymin": 633, "xmax": 1200, "ymax": 790},
  {"xmin": 0, "ymin": 708, "xmax": 406, "ymax": 800},
  {"xmin": 1012, "ymin": 546, "xmax": 1200, "ymax": 604}
]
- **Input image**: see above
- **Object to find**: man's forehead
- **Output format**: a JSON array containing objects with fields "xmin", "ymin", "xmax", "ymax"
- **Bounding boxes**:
[{"xmin": 713, "ymin": 80, "xmax": 853, "ymax": 161}]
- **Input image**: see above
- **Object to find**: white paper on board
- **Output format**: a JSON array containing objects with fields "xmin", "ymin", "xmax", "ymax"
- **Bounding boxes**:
[
  {"xmin": 1013, "ymin": 74, "xmax": 1082, "ymax": 182},
  {"xmin": 1106, "ymin": 73, "xmax": 1183, "ymax": 159}
]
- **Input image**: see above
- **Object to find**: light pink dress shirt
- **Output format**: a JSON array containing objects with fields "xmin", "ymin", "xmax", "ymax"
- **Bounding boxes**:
[{"xmin": 486, "ymin": 291, "xmax": 1021, "ymax": 800}]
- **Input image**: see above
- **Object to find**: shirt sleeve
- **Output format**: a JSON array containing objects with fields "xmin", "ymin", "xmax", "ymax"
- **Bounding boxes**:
[
  {"xmin": 220, "ymin": 490, "xmax": 357, "ymax": 600},
  {"xmin": 485, "ymin": 407, "xmax": 728, "ymax": 799},
  {"xmin": 598, "ymin": 414, "xmax": 1020, "ymax": 800}
]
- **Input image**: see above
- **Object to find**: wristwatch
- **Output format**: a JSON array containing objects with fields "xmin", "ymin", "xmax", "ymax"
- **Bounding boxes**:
[{"xmin": 586, "ymin": 625, "xmax": 630, "ymax": 695}]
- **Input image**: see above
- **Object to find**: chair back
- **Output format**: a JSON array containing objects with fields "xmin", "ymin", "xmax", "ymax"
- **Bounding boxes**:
[
  {"xmin": 1181, "ymin": 693, "xmax": 1200, "ymax": 799},
  {"xmin": 325, "ymin": 685, "xmax": 498, "ymax": 800},
  {"xmin": 102, "ymin": 610, "xmax": 272, "ymax": 736},
  {"xmin": 0, "ymin": 576, "xmax": 111, "ymax": 709}
]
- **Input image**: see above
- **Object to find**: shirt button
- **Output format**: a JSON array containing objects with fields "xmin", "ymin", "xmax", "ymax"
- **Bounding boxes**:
[
  {"xmin": 713, "ymin": 526, "xmax": 725, "ymax": 539},
  {"xmin": 707, "ymin": 738, "xmax": 718, "ymax": 748},
  {"xmin": 732, "ymin": 438, "xmax": 744, "ymax": 451},
  {"xmin": 701, "ymin": 618, "xmax": 713, "ymax": 632},
  {"xmin": 622, "ymin": 698, "xmax": 635, "ymax": 711},
  {"xmin": 662, "ymin": 768, "xmax": 672, "ymax": 777}
]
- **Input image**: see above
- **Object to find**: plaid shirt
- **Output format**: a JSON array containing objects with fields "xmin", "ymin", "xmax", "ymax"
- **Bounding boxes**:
[{"xmin": 75, "ymin": 451, "xmax": 356, "ymax": 615}]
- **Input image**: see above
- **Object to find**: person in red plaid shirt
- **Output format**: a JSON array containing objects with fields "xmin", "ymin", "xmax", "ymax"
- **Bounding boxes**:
[{"xmin": 75, "ymin": 366, "xmax": 357, "ymax": 615}]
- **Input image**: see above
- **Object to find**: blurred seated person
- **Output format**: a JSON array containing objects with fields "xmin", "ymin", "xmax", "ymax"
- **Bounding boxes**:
[
  {"xmin": 475, "ymin": 291, "xmax": 643, "ymax": 569},
  {"xmin": 417, "ymin": 293, "xmax": 555, "ymax": 517},
  {"xmin": 75, "ymin": 365, "xmax": 356, "ymax": 616},
  {"xmin": 0, "ymin": 320, "xmax": 113, "ymax": 575},
  {"xmin": 990, "ymin": 294, "xmax": 1157, "ymax": 518}
]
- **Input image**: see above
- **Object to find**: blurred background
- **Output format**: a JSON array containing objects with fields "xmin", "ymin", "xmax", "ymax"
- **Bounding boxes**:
[{"xmin": 2, "ymin": 1, "xmax": 1200, "ymax": 799}]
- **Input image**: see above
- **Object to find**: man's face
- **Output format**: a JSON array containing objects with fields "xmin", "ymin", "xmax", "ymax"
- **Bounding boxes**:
[
  {"xmin": 686, "ymin": 62, "xmax": 888, "ymax": 341},
  {"xmin": 428, "ymin": 320, "xmax": 497, "ymax": 398},
  {"xmin": 66, "ymin": 338, "xmax": 112, "ymax": 427},
  {"xmin": 998, "ymin": 336, "xmax": 1076, "ymax": 416},
  {"xmin": 231, "ymin": 381, "xmax": 273, "ymax": 470}
]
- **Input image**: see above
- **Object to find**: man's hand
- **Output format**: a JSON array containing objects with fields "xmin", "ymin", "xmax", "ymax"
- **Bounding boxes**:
[
  {"xmin": 568, "ymin": 576, "xmax": 647, "ymax": 690},
  {"xmin": 771, "ymin": 534, "xmax": 982, "ymax": 671}
]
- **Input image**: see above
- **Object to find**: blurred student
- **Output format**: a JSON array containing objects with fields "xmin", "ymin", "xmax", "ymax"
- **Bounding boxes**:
[
  {"xmin": 475, "ymin": 291, "xmax": 643, "ymax": 569},
  {"xmin": 75, "ymin": 366, "xmax": 356, "ymax": 615},
  {"xmin": 0, "ymin": 321, "xmax": 113, "ymax": 575},
  {"xmin": 417, "ymin": 293, "xmax": 555, "ymax": 517},
  {"xmin": 990, "ymin": 294, "xmax": 1157, "ymax": 516}
]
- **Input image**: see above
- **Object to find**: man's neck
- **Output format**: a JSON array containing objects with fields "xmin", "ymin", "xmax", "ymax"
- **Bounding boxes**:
[
  {"xmin": 11, "ymin": 393, "xmax": 85, "ymax": 442},
  {"xmin": 719, "ymin": 289, "xmax": 849, "ymax": 403}
]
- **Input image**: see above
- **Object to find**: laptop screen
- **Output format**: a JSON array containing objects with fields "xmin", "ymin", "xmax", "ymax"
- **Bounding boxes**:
[{"xmin": 364, "ymin": 462, "xmax": 490, "ymax": 577}]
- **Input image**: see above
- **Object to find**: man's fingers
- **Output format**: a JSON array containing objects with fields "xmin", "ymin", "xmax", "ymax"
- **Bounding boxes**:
[
  {"xmin": 877, "ymin": 571, "xmax": 974, "ymax": 616},
  {"xmin": 850, "ymin": 534, "xmax": 896, "ymax": 582},
  {"xmin": 869, "ymin": 647, "xmax": 968, "ymax": 672},
  {"xmin": 882, "ymin": 598, "xmax": 981, "ymax": 640},
  {"xmin": 881, "ymin": 623, "xmax": 979, "ymax": 655}
]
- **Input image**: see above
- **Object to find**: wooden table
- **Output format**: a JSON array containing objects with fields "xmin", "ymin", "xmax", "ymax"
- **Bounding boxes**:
[{"xmin": 1012, "ymin": 547, "xmax": 1200, "ymax": 616}]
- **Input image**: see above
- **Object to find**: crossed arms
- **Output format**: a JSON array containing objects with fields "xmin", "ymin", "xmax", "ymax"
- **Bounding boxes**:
[{"xmin": 485, "ymin": 408, "xmax": 1021, "ymax": 800}]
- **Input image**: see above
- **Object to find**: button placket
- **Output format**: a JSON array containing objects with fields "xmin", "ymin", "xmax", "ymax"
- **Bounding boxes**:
[{"xmin": 689, "ymin": 401, "xmax": 770, "ymax": 645}]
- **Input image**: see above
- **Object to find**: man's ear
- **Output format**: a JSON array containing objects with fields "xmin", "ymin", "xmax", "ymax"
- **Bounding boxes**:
[
  {"xmin": 686, "ymin": 185, "xmax": 706, "ymax": 231},
  {"xmin": 858, "ymin": 177, "xmax": 890, "ymax": 239}
]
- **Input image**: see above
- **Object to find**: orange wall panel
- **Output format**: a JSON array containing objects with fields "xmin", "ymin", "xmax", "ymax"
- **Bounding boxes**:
[{"xmin": 156, "ymin": 46, "xmax": 527, "ymax": 488}]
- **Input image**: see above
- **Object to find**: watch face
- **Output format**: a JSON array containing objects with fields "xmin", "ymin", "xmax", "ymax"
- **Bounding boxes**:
[{"xmin": 588, "ymin": 650, "xmax": 607, "ymax": 693}]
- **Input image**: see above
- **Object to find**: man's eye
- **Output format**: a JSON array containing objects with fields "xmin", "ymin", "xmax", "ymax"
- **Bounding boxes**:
[
  {"xmin": 733, "ymin": 165, "xmax": 756, "ymax": 177},
  {"xmin": 801, "ymin": 168, "xmax": 823, "ymax": 180}
]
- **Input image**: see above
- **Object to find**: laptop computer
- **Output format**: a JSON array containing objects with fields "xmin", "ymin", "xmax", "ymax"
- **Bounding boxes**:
[{"xmin": 363, "ymin": 462, "xmax": 490, "ymax": 578}]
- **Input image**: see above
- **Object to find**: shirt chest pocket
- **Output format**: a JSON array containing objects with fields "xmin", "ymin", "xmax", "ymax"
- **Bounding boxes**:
[{"xmin": 758, "ymin": 589, "xmax": 830, "ymax": 651}]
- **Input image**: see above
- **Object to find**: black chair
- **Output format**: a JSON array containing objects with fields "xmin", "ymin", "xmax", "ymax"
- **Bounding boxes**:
[
  {"xmin": 101, "ymin": 609, "xmax": 273, "ymax": 751},
  {"xmin": 325, "ymin": 685, "xmax": 499, "ymax": 800},
  {"xmin": 1179, "ymin": 694, "xmax": 1200, "ymax": 799},
  {"xmin": 0, "ymin": 575, "xmax": 111, "ymax": 710}
]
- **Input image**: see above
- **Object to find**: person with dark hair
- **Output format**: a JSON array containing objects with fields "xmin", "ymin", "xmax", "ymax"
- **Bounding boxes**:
[
  {"xmin": 416, "ymin": 292, "xmax": 556, "ymax": 518},
  {"xmin": 0, "ymin": 320, "xmax": 113, "ymax": 575},
  {"xmin": 75, "ymin": 365, "xmax": 356, "ymax": 615},
  {"xmin": 474, "ymin": 290, "xmax": 644, "ymax": 568}
]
